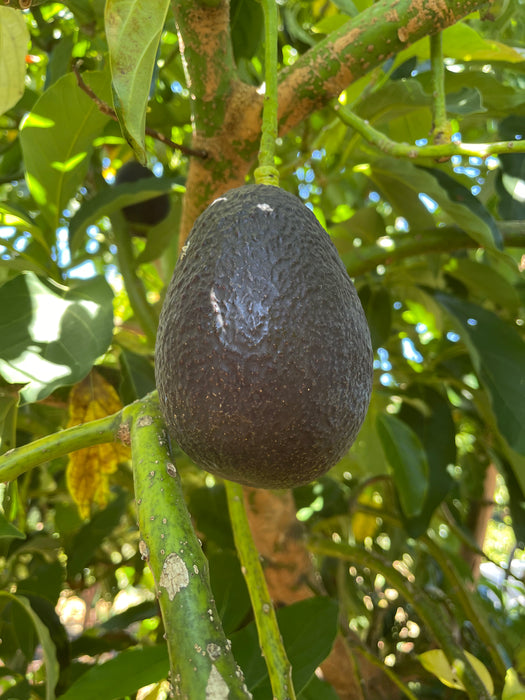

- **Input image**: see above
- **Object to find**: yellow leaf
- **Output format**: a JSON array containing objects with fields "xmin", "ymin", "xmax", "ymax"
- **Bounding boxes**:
[
  {"xmin": 419, "ymin": 649, "xmax": 494, "ymax": 696},
  {"xmin": 503, "ymin": 668, "xmax": 525, "ymax": 700},
  {"xmin": 66, "ymin": 371, "xmax": 130, "ymax": 518},
  {"xmin": 351, "ymin": 489, "xmax": 380, "ymax": 542}
]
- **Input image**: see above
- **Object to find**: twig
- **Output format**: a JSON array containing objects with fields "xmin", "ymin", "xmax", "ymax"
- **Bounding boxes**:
[
  {"xmin": 72, "ymin": 62, "xmax": 208, "ymax": 160},
  {"xmin": 422, "ymin": 532, "xmax": 508, "ymax": 680},
  {"xmin": 0, "ymin": 403, "xmax": 130, "ymax": 482},
  {"xmin": 429, "ymin": 33, "xmax": 451, "ymax": 149},
  {"xmin": 226, "ymin": 480, "xmax": 296, "ymax": 700},
  {"xmin": 335, "ymin": 103, "xmax": 525, "ymax": 159},
  {"xmin": 309, "ymin": 538, "xmax": 493, "ymax": 700},
  {"xmin": 110, "ymin": 211, "xmax": 159, "ymax": 345},
  {"xmin": 345, "ymin": 224, "xmax": 525, "ymax": 278}
]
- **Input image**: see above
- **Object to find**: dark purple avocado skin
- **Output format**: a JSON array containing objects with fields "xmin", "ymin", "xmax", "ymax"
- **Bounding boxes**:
[{"xmin": 155, "ymin": 184, "xmax": 373, "ymax": 489}]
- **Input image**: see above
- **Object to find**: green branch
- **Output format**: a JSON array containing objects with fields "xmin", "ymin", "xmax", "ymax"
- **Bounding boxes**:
[
  {"xmin": 351, "ymin": 644, "xmax": 420, "ymax": 700},
  {"xmin": 309, "ymin": 539, "xmax": 493, "ymax": 700},
  {"xmin": 0, "ymin": 405, "xmax": 129, "ymax": 483},
  {"xmin": 335, "ymin": 103, "xmax": 525, "ymax": 159},
  {"xmin": 422, "ymin": 533, "xmax": 507, "ymax": 680},
  {"xmin": 111, "ymin": 213, "xmax": 158, "ymax": 345},
  {"xmin": 226, "ymin": 480, "xmax": 296, "ymax": 700},
  {"xmin": 131, "ymin": 396, "xmax": 251, "ymax": 699},
  {"xmin": 278, "ymin": 0, "xmax": 494, "ymax": 134},
  {"xmin": 429, "ymin": 33, "xmax": 451, "ymax": 146},
  {"xmin": 345, "ymin": 223, "xmax": 525, "ymax": 278},
  {"xmin": 254, "ymin": 0, "xmax": 279, "ymax": 187}
]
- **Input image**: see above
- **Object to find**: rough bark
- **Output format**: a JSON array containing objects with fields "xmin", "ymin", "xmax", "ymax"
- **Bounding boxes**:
[{"xmin": 174, "ymin": 0, "xmax": 495, "ymax": 243}]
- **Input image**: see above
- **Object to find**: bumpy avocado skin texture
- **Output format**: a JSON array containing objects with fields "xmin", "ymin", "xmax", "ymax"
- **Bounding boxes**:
[{"xmin": 155, "ymin": 184, "xmax": 373, "ymax": 489}]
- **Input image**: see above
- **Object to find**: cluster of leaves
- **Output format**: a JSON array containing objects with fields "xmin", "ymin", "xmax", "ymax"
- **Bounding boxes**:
[{"xmin": 0, "ymin": 0, "xmax": 524, "ymax": 699}]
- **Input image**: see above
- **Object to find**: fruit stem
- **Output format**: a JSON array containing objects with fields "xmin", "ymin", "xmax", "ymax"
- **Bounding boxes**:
[
  {"xmin": 254, "ymin": 0, "xmax": 280, "ymax": 187},
  {"xmin": 226, "ymin": 480, "xmax": 296, "ymax": 700},
  {"xmin": 429, "ymin": 32, "xmax": 452, "ymax": 146}
]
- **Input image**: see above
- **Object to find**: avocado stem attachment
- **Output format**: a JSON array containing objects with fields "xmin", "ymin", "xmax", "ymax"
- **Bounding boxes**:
[{"xmin": 254, "ymin": 0, "xmax": 280, "ymax": 187}]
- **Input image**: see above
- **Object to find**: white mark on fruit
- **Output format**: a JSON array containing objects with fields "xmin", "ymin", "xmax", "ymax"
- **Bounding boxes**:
[
  {"xmin": 257, "ymin": 202, "xmax": 273, "ymax": 213},
  {"xmin": 137, "ymin": 415, "xmax": 153, "ymax": 428},
  {"xmin": 166, "ymin": 462, "xmax": 177, "ymax": 478},
  {"xmin": 159, "ymin": 553, "xmax": 189, "ymax": 600},
  {"xmin": 205, "ymin": 664, "xmax": 229, "ymax": 699}
]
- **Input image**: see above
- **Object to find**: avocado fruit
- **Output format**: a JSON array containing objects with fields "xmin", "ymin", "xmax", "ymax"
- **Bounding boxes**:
[
  {"xmin": 155, "ymin": 184, "xmax": 373, "ymax": 489},
  {"xmin": 115, "ymin": 161, "xmax": 170, "ymax": 226}
]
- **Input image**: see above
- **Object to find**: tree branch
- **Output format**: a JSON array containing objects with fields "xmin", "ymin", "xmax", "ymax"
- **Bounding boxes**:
[
  {"xmin": 73, "ymin": 62, "xmax": 207, "ymax": 159},
  {"xmin": 132, "ymin": 396, "xmax": 251, "ymax": 699},
  {"xmin": 171, "ymin": 0, "xmax": 263, "ymax": 245},
  {"xmin": 335, "ymin": 103, "xmax": 525, "ymax": 159},
  {"xmin": 344, "ymin": 223, "xmax": 525, "ymax": 278},
  {"xmin": 176, "ymin": 0, "xmax": 496, "ymax": 244},
  {"xmin": 277, "ymin": 0, "xmax": 494, "ymax": 134}
]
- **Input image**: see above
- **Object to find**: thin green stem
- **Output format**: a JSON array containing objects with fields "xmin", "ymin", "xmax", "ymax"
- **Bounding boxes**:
[
  {"xmin": 309, "ymin": 539, "xmax": 493, "ymax": 700},
  {"xmin": 130, "ymin": 396, "xmax": 251, "ymax": 699},
  {"xmin": 225, "ymin": 480, "xmax": 296, "ymax": 700},
  {"xmin": 254, "ymin": 0, "xmax": 279, "ymax": 186},
  {"xmin": 344, "ymin": 224, "xmax": 525, "ymax": 278},
  {"xmin": 335, "ymin": 104, "xmax": 525, "ymax": 159},
  {"xmin": 0, "ymin": 405, "xmax": 130, "ymax": 483},
  {"xmin": 111, "ymin": 213, "xmax": 158, "ymax": 345},
  {"xmin": 351, "ymin": 644, "xmax": 420, "ymax": 700},
  {"xmin": 429, "ymin": 33, "xmax": 450, "ymax": 145},
  {"xmin": 422, "ymin": 532, "xmax": 508, "ymax": 680}
]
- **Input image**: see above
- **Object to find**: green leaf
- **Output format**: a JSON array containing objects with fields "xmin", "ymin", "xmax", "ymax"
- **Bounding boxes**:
[
  {"xmin": 231, "ymin": 597, "xmax": 339, "ymax": 698},
  {"xmin": 58, "ymin": 644, "xmax": 169, "ymax": 700},
  {"xmin": 0, "ymin": 272, "xmax": 114, "ymax": 404},
  {"xmin": 393, "ymin": 21, "xmax": 525, "ymax": 66},
  {"xmin": 0, "ymin": 392, "xmax": 18, "ymax": 454},
  {"xmin": 0, "ymin": 511, "xmax": 25, "ymax": 540},
  {"xmin": 399, "ymin": 386, "xmax": 455, "ymax": 537},
  {"xmin": 360, "ymin": 286, "xmax": 392, "ymax": 350},
  {"xmin": 105, "ymin": 0, "xmax": 170, "ymax": 160},
  {"xmin": 369, "ymin": 159, "xmax": 435, "ymax": 230},
  {"xmin": 119, "ymin": 348, "xmax": 156, "ymax": 405},
  {"xmin": 437, "ymin": 293, "xmax": 525, "ymax": 454},
  {"xmin": 377, "ymin": 413, "xmax": 429, "ymax": 519},
  {"xmin": 19, "ymin": 71, "xmax": 111, "ymax": 233},
  {"xmin": 445, "ymin": 258, "xmax": 521, "ymax": 311},
  {"xmin": 0, "ymin": 592, "xmax": 59, "ymax": 700},
  {"xmin": 208, "ymin": 551, "xmax": 251, "ymax": 635},
  {"xmin": 0, "ymin": 7, "xmax": 29, "ymax": 116},
  {"xmin": 0, "ymin": 203, "xmax": 50, "ymax": 253},
  {"xmin": 371, "ymin": 159, "xmax": 499, "ymax": 249},
  {"xmin": 69, "ymin": 176, "xmax": 184, "ymax": 253},
  {"xmin": 231, "ymin": 0, "xmax": 264, "ymax": 60},
  {"xmin": 298, "ymin": 673, "xmax": 340, "ymax": 699},
  {"xmin": 421, "ymin": 166, "xmax": 502, "ymax": 249},
  {"xmin": 66, "ymin": 490, "xmax": 127, "ymax": 577}
]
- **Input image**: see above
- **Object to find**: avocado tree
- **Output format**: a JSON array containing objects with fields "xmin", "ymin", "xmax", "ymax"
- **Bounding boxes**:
[{"xmin": 0, "ymin": 1, "xmax": 524, "ymax": 699}]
